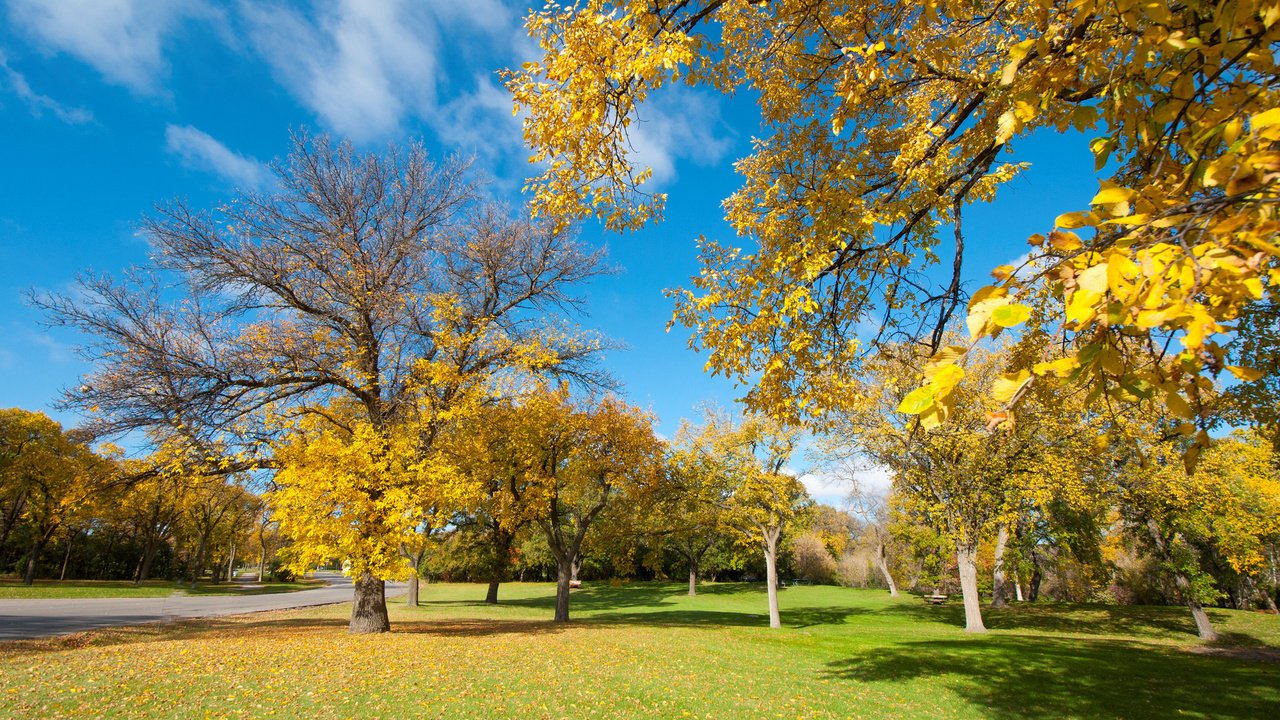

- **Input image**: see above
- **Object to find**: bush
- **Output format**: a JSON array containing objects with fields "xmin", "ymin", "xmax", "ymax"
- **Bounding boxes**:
[
  {"xmin": 267, "ymin": 559, "xmax": 295, "ymax": 583},
  {"xmin": 792, "ymin": 533, "xmax": 838, "ymax": 584}
]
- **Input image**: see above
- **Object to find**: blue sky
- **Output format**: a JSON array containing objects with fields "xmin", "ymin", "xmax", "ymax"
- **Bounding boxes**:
[{"xmin": 0, "ymin": 1, "xmax": 1100, "ymax": 503}]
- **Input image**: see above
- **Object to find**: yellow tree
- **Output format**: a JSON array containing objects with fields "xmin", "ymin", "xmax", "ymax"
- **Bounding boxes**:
[
  {"xmin": 490, "ymin": 386, "xmax": 663, "ymax": 622},
  {"xmin": 677, "ymin": 410, "xmax": 809, "ymax": 628},
  {"xmin": 663, "ymin": 423, "xmax": 738, "ymax": 596},
  {"xmin": 0, "ymin": 409, "xmax": 116, "ymax": 585},
  {"xmin": 823, "ymin": 338, "xmax": 1103, "ymax": 631},
  {"xmin": 37, "ymin": 135, "xmax": 608, "ymax": 633},
  {"xmin": 507, "ymin": 0, "xmax": 1280, "ymax": 434},
  {"xmin": 1112, "ymin": 425, "xmax": 1280, "ymax": 638}
]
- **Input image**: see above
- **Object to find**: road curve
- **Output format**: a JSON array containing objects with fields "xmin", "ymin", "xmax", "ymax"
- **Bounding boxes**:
[{"xmin": 0, "ymin": 573, "xmax": 403, "ymax": 640}]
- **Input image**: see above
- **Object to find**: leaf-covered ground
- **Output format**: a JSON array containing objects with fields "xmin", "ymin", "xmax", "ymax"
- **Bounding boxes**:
[
  {"xmin": 0, "ymin": 582, "xmax": 1276, "ymax": 719},
  {"xmin": 0, "ymin": 578, "xmax": 323, "ymax": 599}
]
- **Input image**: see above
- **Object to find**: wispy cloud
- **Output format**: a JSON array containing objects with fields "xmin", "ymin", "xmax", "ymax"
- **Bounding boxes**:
[
  {"xmin": 627, "ymin": 88, "xmax": 733, "ymax": 186},
  {"xmin": 0, "ymin": 50, "xmax": 93, "ymax": 124},
  {"xmin": 240, "ymin": 0, "xmax": 440, "ymax": 142},
  {"xmin": 434, "ymin": 74, "xmax": 526, "ymax": 176},
  {"xmin": 6, "ymin": 0, "xmax": 214, "ymax": 94},
  {"xmin": 164, "ymin": 124, "xmax": 270, "ymax": 190}
]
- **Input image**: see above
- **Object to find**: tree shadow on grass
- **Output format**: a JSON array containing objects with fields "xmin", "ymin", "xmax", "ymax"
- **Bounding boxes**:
[
  {"xmin": 579, "ymin": 605, "xmax": 871, "ymax": 630},
  {"xmin": 0, "ymin": 612, "xmax": 575, "ymax": 656},
  {"xmin": 822, "ymin": 635, "xmax": 1278, "ymax": 719},
  {"xmin": 881, "ymin": 600, "xmax": 1257, "ymax": 643},
  {"xmin": 491, "ymin": 582, "xmax": 680, "ymax": 614}
]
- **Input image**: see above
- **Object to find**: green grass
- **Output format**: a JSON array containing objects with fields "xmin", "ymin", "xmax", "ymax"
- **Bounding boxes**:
[
  {"xmin": 0, "ymin": 577, "xmax": 322, "ymax": 599},
  {"xmin": 1, "ymin": 582, "xmax": 1276, "ymax": 719}
]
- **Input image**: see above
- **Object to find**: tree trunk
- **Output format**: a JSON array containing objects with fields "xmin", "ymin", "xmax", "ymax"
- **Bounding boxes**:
[
  {"xmin": 349, "ymin": 572, "xmax": 391, "ymax": 633},
  {"xmin": 485, "ymin": 579, "xmax": 500, "ymax": 604},
  {"xmin": 1259, "ymin": 582, "xmax": 1279, "ymax": 613},
  {"xmin": 991, "ymin": 524, "xmax": 1009, "ymax": 608},
  {"xmin": 764, "ymin": 528, "xmax": 781, "ymax": 629},
  {"xmin": 59, "ymin": 533, "xmax": 74, "ymax": 580},
  {"xmin": 875, "ymin": 541, "xmax": 899, "ymax": 597},
  {"xmin": 1013, "ymin": 572, "xmax": 1025, "ymax": 602},
  {"xmin": 257, "ymin": 546, "xmax": 265, "ymax": 583},
  {"xmin": 23, "ymin": 533, "xmax": 49, "ymax": 585},
  {"xmin": 554, "ymin": 556, "xmax": 573, "ymax": 623},
  {"xmin": 1143, "ymin": 518, "xmax": 1217, "ymax": 641},
  {"xmin": 137, "ymin": 542, "xmax": 160, "ymax": 584},
  {"xmin": 570, "ymin": 555, "xmax": 581, "ymax": 583},
  {"xmin": 1175, "ymin": 572, "xmax": 1218, "ymax": 641},
  {"xmin": 226, "ymin": 541, "xmax": 237, "ymax": 581},
  {"xmin": 1028, "ymin": 552, "xmax": 1042, "ymax": 602},
  {"xmin": 956, "ymin": 542, "xmax": 987, "ymax": 633},
  {"xmin": 688, "ymin": 555, "xmax": 698, "ymax": 597},
  {"xmin": 189, "ymin": 534, "xmax": 209, "ymax": 590}
]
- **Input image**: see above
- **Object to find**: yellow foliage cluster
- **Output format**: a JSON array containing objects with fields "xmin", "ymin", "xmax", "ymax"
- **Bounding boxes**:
[{"xmin": 507, "ymin": 0, "xmax": 1280, "ymax": 440}]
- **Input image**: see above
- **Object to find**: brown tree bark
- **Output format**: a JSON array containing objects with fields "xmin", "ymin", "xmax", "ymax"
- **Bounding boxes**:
[
  {"xmin": 485, "ymin": 579, "xmax": 501, "ymax": 604},
  {"xmin": 350, "ymin": 572, "xmax": 391, "ymax": 633},
  {"xmin": 688, "ymin": 557, "xmax": 699, "ymax": 597},
  {"xmin": 956, "ymin": 541, "xmax": 987, "ymax": 633},
  {"xmin": 554, "ymin": 556, "xmax": 573, "ymax": 622},
  {"xmin": 22, "ymin": 540, "xmax": 45, "ymax": 586}
]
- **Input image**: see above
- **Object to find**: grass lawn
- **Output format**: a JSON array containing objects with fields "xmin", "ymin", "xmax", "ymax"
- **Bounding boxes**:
[
  {"xmin": 0, "ymin": 577, "xmax": 323, "ymax": 599},
  {"xmin": 0, "ymin": 582, "xmax": 1276, "ymax": 719}
]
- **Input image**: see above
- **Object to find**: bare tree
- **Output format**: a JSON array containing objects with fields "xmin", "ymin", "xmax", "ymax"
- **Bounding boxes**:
[{"xmin": 34, "ymin": 132, "xmax": 610, "ymax": 632}]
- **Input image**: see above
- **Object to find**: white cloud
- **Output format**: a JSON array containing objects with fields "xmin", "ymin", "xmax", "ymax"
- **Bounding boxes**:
[
  {"xmin": 164, "ymin": 124, "xmax": 270, "ymax": 190},
  {"xmin": 6, "ymin": 0, "xmax": 212, "ymax": 94},
  {"xmin": 627, "ymin": 88, "xmax": 733, "ymax": 186},
  {"xmin": 427, "ymin": 0, "xmax": 514, "ymax": 36},
  {"xmin": 0, "ymin": 50, "xmax": 93, "ymax": 124},
  {"xmin": 435, "ymin": 74, "xmax": 522, "ymax": 158},
  {"xmin": 799, "ymin": 462, "xmax": 893, "ymax": 507},
  {"xmin": 240, "ymin": 0, "xmax": 441, "ymax": 142}
]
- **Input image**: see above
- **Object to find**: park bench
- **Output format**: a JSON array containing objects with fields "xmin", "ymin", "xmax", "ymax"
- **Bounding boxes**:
[
  {"xmin": 569, "ymin": 580, "xmax": 582, "ymax": 589},
  {"xmin": 921, "ymin": 594, "xmax": 948, "ymax": 605}
]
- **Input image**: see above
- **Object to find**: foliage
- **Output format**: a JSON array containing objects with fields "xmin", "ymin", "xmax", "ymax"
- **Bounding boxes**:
[
  {"xmin": 507, "ymin": 0, "xmax": 1280, "ymax": 440},
  {"xmin": 35, "ymin": 134, "xmax": 610, "ymax": 630}
]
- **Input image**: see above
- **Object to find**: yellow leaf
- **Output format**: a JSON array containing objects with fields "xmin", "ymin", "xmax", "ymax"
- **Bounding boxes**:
[
  {"xmin": 1048, "ymin": 231, "xmax": 1082, "ymax": 251},
  {"xmin": 1091, "ymin": 187, "xmax": 1135, "ymax": 205},
  {"xmin": 925, "ymin": 362, "xmax": 965, "ymax": 389},
  {"xmin": 1226, "ymin": 365, "xmax": 1263, "ymax": 382},
  {"xmin": 1075, "ymin": 264, "xmax": 1108, "ymax": 294},
  {"xmin": 1164, "ymin": 390, "xmax": 1195, "ymax": 420},
  {"xmin": 1251, "ymin": 107, "xmax": 1280, "ymax": 130},
  {"xmin": 1054, "ymin": 212, "xmax": 1093, "ymax": 229},
  {"xmin": 990, "ymin": 302, "xmax": 1031, "ymax": 327},
  {"xmin": 897, "ymin": 386, "xmax": 935, "ymax": 415},
  {"xmin": 992, "ymin": 370, "xmax": 1032, "ymax": 403}
]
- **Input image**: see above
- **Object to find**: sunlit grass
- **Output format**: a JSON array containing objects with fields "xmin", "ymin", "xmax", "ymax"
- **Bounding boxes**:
[{"xmin": 1, "ymin": 582, "xmax": 1275, "ymax": 719}]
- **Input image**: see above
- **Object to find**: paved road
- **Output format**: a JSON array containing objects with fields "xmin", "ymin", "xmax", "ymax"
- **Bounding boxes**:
[{"xmin": 0, "ymin": 573, "xmax": 403, "ymax": 640}]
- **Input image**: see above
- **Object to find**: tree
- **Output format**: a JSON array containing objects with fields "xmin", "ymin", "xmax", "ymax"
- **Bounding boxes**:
[
  {"xmin": 677, "ymin": 410, "xmax": 810, "ymax": 628},
  {"xmin": 1110, "ymin": 425, "xmax": 1280, "ymax": 638},
  {"xmin": 35, "ymin": 134, "xmax": 608, "ymax": 633},
  {"xmin": 0, "ymin": 409, "xmax": 116, "ymax": 585},
  {"xmin": 665, "ymin": 419, "xmax": 740, "ymax": 596},
  {"xmin": 823, "ymin": 337, "xmax": 1103, "ymax": 631},
  {"xmin": 507, "ymin": 0, "xmax": 1280, "ymax": 441},
  {"xmin": 494, "ymin": 386, "xmax": 663, "ymax": 622}
]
